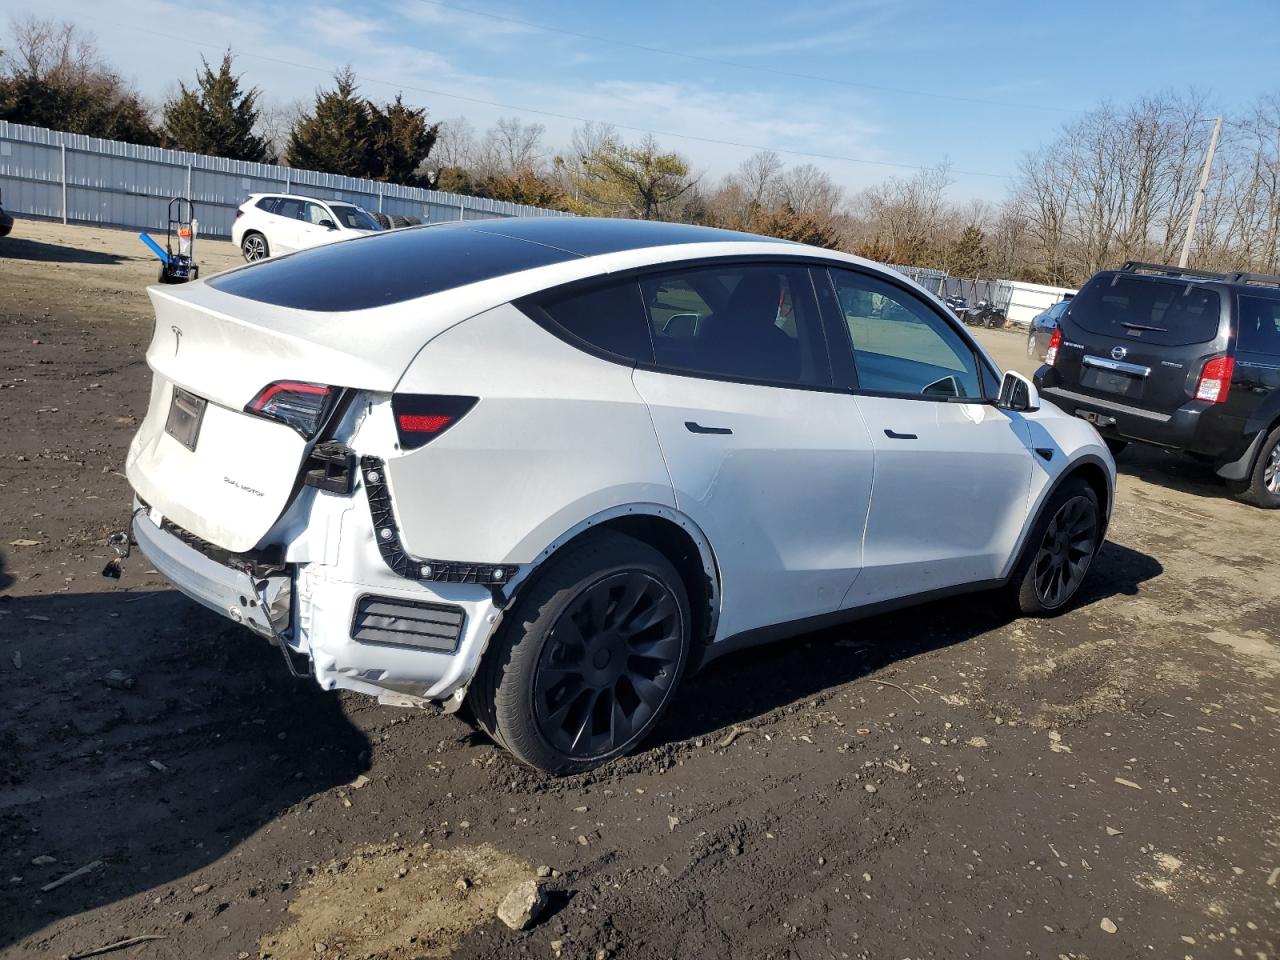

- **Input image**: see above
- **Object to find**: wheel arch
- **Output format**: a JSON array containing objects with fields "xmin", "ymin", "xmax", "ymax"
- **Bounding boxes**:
[
  {"xmin": 506, "ymin": 503, "xmax": 721, "ymax": 650},
  {"xmin": 1003, "ymin": 452, "xmax": 1114, "ymax": 582}
]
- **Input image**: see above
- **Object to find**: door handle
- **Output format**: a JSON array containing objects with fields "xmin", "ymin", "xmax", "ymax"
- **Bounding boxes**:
[
  {"xmin": 685, "ymin": 421, "xmax": 733, "ymax": 435},
  {"xmin": 883, "ymin": 429, "xmax": 918, "ymax": 440}
]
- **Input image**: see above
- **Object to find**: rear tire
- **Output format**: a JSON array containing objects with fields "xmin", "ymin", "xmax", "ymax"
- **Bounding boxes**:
[
  {"xmin": 467, "ymin": 531, "xmax": 691, "ymax": 775},
  {"xmin": 241, "ymin": 231, "xmax": 269, "ymax": 262},
  {"xmin": 1104, "ymin": 438, "xmax": 1128, "ymax": 458},
  {"xmin": 1006, "ymin": 477, "xmax": 1102, "ymax": 617},
  {"xmin": 1232, "ymin": 425, "xmax": 1280, "ymax": 509}
]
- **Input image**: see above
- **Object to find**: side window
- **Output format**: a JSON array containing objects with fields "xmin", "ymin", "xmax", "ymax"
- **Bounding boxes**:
[
  {"xmin": 1237, "ymin": 295, "xmax": 1280, "ymax": 355},
  {"xmin": 304, "ymin": 202, "xmax": 331, "ymax": 225},
  {"xmin": 534, "ymin": 281, "xmax": 654, "ymax": 364},
  {"xmin": 256, "ymin": 197, "xmax": 279, "ymax": 213},
  {"xmin": 829, "ymin": 268, "xmax": 984, "ymax": 399},
  {"xmin": 274, "ymin": 198, "xmax": 303, "ymax": 221},
  {"xmin": 638, "ymin": 264, "xmax": 830, "ymax": 387}
]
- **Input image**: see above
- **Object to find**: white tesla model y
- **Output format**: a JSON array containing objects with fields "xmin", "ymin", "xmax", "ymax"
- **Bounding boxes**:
[{"xmin": 125, "ymin": 218, "xmax": 1115, "ymax": 773}]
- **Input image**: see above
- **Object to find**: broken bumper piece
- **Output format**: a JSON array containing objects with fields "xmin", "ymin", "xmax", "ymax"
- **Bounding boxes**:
[{"xmin": 132, "ymin": 506, "xmax": 290, "ymax": 640}]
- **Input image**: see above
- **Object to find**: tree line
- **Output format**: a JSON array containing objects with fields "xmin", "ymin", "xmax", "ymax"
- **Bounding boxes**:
[{"xmin": 3, "ymin": 15, "xmax": 1279, "ymax": 283}]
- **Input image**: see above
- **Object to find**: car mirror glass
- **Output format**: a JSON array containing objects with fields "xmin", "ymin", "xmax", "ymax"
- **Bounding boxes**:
[{"xmin": 319, "ymin": 219, "xmax": 337, "ymax": 230}]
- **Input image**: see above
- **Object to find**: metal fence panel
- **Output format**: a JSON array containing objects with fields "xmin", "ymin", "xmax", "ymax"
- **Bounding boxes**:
[{"xmin": 0, "ymin": 120, "xmax": 570, "ymax": 238}]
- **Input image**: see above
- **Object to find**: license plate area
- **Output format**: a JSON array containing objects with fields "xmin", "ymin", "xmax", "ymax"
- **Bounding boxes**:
[
  {"xmin": 1080, "ymin": 366, "xmax": 1143, "ymax": 399},
  {"xmin": 165, "ymin": 387, "xmax": 207, "ymax": 451}
]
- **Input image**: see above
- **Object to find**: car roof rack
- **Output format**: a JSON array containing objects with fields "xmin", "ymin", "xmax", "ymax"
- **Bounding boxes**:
[
  {"xmin": 1119, "ymin": 261, "xmax": 1230, "ymax": 281},
  {"xmin": 1228, "ymin": 271, "xmax": 1280, "ymax": 289}
]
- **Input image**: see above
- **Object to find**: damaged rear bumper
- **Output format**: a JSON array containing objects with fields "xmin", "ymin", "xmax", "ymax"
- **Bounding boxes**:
[
  {"xmin": 133, "ymin": 504, "xmax": 290, "ymax": 639},
  {"xmin": 131, "ymin": 499, "xmax": 504, "ymax": 706}
]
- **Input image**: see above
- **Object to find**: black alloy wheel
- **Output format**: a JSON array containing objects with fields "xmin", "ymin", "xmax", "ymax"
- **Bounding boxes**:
[
  {"xmin": 533, "ymin": 571, "xmax": 683, "ymax": 759},
  {"xmin": 1032, "ymin": 493, "xmax": 1099, "ymax": 608}
]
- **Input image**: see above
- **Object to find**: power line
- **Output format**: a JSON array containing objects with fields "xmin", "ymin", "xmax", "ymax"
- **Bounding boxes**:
[
  {"xmin": 410, "ymin": 0, "xmax": 1081, "ymax": 115},
  {"xmin": 82, "ymin": 15, "xmax": 1013, "ymax": 180}
]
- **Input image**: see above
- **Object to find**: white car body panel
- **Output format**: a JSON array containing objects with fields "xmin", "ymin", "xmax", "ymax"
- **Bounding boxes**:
[
  {"xmin": 125, "ymin": 218, "xmax": 1115, "ymax": 710},
  {"xmin": 388, "ymin": 304, "xmax": 677, "ymax": 564},
  {"xmin": 846, "ymin": 396, "xmax": 1033, "ymax": 604},
  {"xmin": 632, "ymin": 368, "xmax": 874, "ymax": 640}
]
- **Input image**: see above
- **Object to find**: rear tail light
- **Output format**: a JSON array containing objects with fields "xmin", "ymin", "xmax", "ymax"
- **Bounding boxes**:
[
  {"xmin": 245, "ymin": 381, "xmax": 335, "ymax": 437},
  {"xmin": 1194, "ymin": 356, "xmax": 1234, "ymax": 403},
  {"xmin": 391, "ymin": 394, "xmax": 478, "ymax": 450},
  {"xmin": 235, "ymin": 208, "xmax": 244, "ymax": 219},
  {"xmin": 1044, "ymin": 327, "xmax": 1062, "ymax": 366}
]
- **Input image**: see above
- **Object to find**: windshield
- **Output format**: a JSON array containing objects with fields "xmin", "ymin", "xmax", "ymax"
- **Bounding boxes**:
[{"xmin": 328, "ymin": 204, "xmax": 380, "ymax": 231}]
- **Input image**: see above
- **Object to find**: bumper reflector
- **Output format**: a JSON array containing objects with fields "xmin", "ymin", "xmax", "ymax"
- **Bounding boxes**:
[{"xmin": 350, "ymin": 595, "xmax": 465, "ymax": 653}]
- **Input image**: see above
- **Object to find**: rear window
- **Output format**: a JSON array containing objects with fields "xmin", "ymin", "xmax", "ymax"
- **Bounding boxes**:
[
  {"xmin": 207, "ymin": 225, "xmax": 577, "ymax": 311},
  {"xmin": 1068, "ymin": 275, "xmax": 1222, "ymax": 347},
  {"xmin": 1237, "ymin": 295, "xmax": 1280, "ymax": 355}
]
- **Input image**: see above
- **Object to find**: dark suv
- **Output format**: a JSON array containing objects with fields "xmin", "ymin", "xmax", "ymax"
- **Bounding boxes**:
[{"xmin": 1034, "ymin": 262, "xmax": 1280, "ymax": 507}]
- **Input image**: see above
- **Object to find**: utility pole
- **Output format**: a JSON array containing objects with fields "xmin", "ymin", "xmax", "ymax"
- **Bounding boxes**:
[{"xmin": 1178, "ymin": 116, "xmax": 1223, "ymax": 268}]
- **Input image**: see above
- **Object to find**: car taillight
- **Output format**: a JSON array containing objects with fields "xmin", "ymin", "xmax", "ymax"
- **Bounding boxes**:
[
  {"xmin": 1194, "ymin": 356, "xmax": 1234, "ymax": 404},
  {"xmin": 391, "ymin": 394, "xmax": 478, "ymax": 450},
  {"xmin": 1044, "ymin": 327, "xmax": 1062, "ymax": 366},
  {"xmin": 235, "ymin": 209, "xmax": 243, "ymax": 219},
  {"xmin": 245, "ymin": 381, "xmax": 335, "ymax": 437}
]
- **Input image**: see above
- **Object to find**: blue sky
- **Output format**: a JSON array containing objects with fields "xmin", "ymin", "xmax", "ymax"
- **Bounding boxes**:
[{"xmin": 11, "ymin": 0, "xmax": 1278, "ymax": 200}]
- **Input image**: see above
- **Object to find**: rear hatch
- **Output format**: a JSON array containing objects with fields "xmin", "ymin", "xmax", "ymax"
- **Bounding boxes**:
[
  {"xmin": 1056, "ymin": 273, "xmax": 1227, "ymax": 412},
  {"xmin": 126, "ymin": 282, "xmax": 431, "ymax": 553}
]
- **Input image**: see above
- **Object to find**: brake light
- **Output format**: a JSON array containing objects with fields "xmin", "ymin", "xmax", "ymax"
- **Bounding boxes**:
[
  {"xmin": 391, "ymin": 395, "xmax": 478, "ymax": 450},
  {"xmin": 235, "ymin": 209, "xmax": 244, "ymax": 219},
  {"xmin": 1044, "ymin": 327, "xmax": 1062, "ymax": 366},
  {"xmin": 245, "ymin": 381, "xmax": 335, "ymax": 437},
  {"xmin": 1194, "ymin": 356, "xmax": 1234, "ymax": 403}
]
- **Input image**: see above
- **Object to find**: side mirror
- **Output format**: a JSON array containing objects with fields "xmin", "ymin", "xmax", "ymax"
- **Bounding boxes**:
[
  {"xmin": 997, "ymin": 370, "xmax": 1040, "ymax": 412},
  {"xmin": 319, "ymin": 219, "xmax": 337, "ymax": 230}
]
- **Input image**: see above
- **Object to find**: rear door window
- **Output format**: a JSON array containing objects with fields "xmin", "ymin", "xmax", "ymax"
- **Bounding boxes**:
[
  {"xmin": 1069, "ymin": 276, "xmax": 1221, "ymax": 346},
  {"xmin": 638, "ymin": 264, "xmax": 831, "ymax": 387},
  {"xmin": 1237, "ymin": 295, "xmax": 1280, "ymax": 356},
  {"xmin": 274, "ymin": 198, "xmax": 304, "ymax": 221}
]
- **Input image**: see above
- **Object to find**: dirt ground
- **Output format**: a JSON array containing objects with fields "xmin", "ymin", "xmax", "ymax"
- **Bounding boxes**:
[{"xmin": 1, "ymin": 218, "xmax": 1277, "ymax": 960}]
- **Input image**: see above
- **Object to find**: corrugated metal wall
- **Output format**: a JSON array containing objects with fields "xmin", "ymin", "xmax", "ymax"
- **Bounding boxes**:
[{"xmin": 0, "ymin": 121, "xmax": 569, "ymax": 239}]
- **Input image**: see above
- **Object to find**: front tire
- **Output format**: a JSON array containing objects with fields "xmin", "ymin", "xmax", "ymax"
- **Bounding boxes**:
[
  {"xmin": 1007, "ymin": 477, "xmax": 1102, "ymax": 616},
  {"xmin": 468, "ymin": 531, "xmax": 691, "ymax": 775},
  {"xmin": 241, "ymin": 231, "xmax": 269, "ymax": 262},
  {"xmin": 1232, "ymin": 425, "xmax": 1280, "ymax": 509}
]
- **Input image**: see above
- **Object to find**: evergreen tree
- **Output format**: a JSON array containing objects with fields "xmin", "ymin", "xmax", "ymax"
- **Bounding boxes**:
[
  {"xmin": 367, "ymin": 94, "xmax": 438, "ymax": 186},
  {"xmin": 286, "ymin": 68, "xmax": 372, "ymax": 177},
  {"xmin": 162, "ymin": 52, "xmax": 269, "ymax": 161}
]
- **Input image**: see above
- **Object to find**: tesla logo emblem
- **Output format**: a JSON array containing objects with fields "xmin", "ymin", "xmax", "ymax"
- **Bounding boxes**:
[
  {"xmin": 1111, "ymin": 345, "xmax": 1127, "ymax": 360},
  {"xmin": 171, "ymin": 325, "xmax": 183, "ymax": 356}
]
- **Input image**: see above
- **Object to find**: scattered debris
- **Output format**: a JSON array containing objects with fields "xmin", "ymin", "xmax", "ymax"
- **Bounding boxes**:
[
  {"xmin": 148, "ymin": 760, "xmax": 169, "ymax": 773},
  {"xmin": 8, "ymin": 539, "xmax": 39, "ymax": 547},
  {"xmin": 1105, "ymin": 826, "xmax": 1123, "ymax": 836},
  {"xmin": 717, "ymin": 727, "xmax": 751, "ymax": 749},
  {"xmin": 1114, "ymin": 777, "xmax": 1143, "ymax": 790},
  {"xmin": 1100, "ymin": 917, "xmax": 1118, "ymax": 934},
  {"xmin": 496, "ymin": 879, "xmax": 549, "ymax": 931},
  {"xmin": 866, "ymin": 679, "xmax": 920, "ymax": 703},
  {"xmin": 350, "ymin": 774, "xmax": 371, "ymax": 790},
  {"xmin": 1268, "ymin": 866, "xmax": 1279, "ymax": 887},
  {"xmin": 31, "ymin": 855, "xmax": 56, "ymax": 866},
  {"xmin": 67, "ymin": 934, "xmax": 169, "ymax": 959},
  {"xmin": 103, "ymin": 669, "xmax": 136, "ymax": 690},
  {"xmin": 40, "ymin": 860, "xmax": 103, "ymax": 893},
  {"xmin": 191, "ymin": 883, "xmax": 211, "ymax": 895}
]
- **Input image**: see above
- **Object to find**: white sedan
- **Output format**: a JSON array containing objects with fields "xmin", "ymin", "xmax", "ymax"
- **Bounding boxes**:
[
  {"xmin": 231, "ymin": 193, "xmax": 380, "ymax": 261},
  {"xmin": 125, "ymin": 217, "xmax": 1115, "ymax": 774}
]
